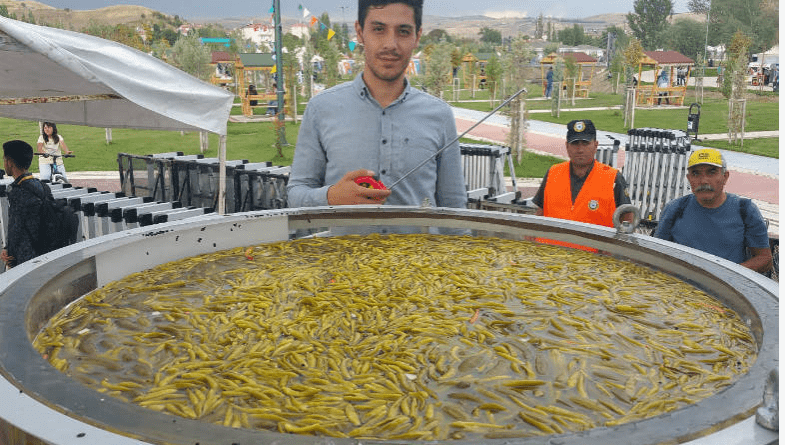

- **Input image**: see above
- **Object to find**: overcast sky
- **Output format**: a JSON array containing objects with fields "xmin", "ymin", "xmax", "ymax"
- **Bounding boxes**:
[{"xmin": 38, "ymin": 0, "xmax": 693, "ymax": 22}]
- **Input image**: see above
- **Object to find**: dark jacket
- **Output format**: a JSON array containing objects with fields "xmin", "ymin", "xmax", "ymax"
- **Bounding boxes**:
[{"xmin": 5, "ymin": 173, "xmax": 44, "ymax": 268}]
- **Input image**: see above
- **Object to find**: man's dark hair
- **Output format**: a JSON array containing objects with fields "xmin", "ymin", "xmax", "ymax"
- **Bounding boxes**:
[
  {"xmin": 358, "ymin": 0, "xmax": 423, "ymax": 32},
  {"xmin": 3, "ymin": 140, "xmax": 34, "ymax": 170}
]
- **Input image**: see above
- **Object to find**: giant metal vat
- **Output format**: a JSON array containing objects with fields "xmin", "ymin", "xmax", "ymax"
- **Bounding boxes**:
[{"xmin": 0, "ymin": 207, "xmax": 778, "ymax": 445}]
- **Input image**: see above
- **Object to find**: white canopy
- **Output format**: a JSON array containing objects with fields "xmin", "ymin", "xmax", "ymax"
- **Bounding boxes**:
[{"xmin": 0, "ymin": 17, "xmax": 234, "ymax": 135}]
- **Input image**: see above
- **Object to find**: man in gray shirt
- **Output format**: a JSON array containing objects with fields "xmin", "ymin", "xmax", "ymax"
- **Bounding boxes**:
[{"xmin": 287, "ymin": 0, "xmax": 467, "ymax": 209}]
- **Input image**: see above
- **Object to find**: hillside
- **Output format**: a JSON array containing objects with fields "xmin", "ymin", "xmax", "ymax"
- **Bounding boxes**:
[
  {"xmin": 0, "ymin": 1, "xmax": 704, "ymax": 38},
  {"xmin": 0, "ymin": 0, "xmax": 165, "ymax": 30}
]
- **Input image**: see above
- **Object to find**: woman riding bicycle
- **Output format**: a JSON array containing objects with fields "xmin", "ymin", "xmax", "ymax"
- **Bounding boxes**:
[{"xmin": 36, "ymin": 122, "xmax": 73, "ymax": 182}]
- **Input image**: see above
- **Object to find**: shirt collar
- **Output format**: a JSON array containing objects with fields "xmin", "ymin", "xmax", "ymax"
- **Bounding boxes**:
[
  {"xmin": 569, "ymin": 160, "xmax": 595, "ymax": 179},
  {"xmin": 354, "ymin": 72, "xmax": 411, "ymax": 107}
]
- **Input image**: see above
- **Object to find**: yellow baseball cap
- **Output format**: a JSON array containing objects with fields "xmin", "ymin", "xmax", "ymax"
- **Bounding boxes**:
[{"xmin": 688, "ymin": 148, "xmax": 725, "ymax": 169}]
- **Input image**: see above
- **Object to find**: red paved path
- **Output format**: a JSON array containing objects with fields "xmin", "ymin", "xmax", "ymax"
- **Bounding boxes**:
[{"xmin": 456, "ymin": 118, "xmax": 779, "ymax": 206}]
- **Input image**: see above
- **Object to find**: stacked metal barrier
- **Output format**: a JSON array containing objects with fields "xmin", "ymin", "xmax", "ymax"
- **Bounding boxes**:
[
  {"xmin": 120, "ymin": 145, "xmax": 518, "ymax": 211},
  {"xmin": 622, "ymin": 128, "xmax": 692, "ymax": 222},
  {"xmin": 118, "ymin": 153, "xmax": 291, "ymax": 213},
  {"xmin": 595, "ymin": 136, "xmax": 622, "ymax": 168},
  {"xmin": 0, "ymin": 176, "xmax": 11, "ymax": 250},
  {"xmin": 1, "ymin": 173, "xmax": 214, "ymax": 270},
  {"xmin": 460, "ymin": 143, "xmax": 519, "ymax": 204}
]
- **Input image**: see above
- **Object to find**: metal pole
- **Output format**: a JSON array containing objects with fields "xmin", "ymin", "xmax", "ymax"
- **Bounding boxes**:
[
  {"xmin": 273, "ymin": 0, "xmax": 288, "ymax": 147},
  {"xmin": 387, "ymin": 87, "xmax": 527, "ymax": 190},
  {"xmin": 218, "ymin": 135, "xmax": 227, "ymax": 215}
]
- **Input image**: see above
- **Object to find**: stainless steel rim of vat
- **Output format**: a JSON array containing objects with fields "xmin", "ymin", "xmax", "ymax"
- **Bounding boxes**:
[{"xmin": 0, "ymin": 206, "xmax": 778, "ymax": 445}]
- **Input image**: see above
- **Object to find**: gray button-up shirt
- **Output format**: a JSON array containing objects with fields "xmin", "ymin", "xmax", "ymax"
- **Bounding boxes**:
[{"xmin": 287, "ymin": 74, "xmax": 467, "ymax": 209}]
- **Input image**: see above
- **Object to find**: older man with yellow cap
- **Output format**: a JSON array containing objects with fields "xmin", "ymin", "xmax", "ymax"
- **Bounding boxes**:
[{"xmin": 654, "ymin": 148, "xmax": 771, "ymax": 273}]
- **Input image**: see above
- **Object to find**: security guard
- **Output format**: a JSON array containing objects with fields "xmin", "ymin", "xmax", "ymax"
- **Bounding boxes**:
[{"xmin": 532, "ymin": 119, "xmax": 631, "ymax": 227}]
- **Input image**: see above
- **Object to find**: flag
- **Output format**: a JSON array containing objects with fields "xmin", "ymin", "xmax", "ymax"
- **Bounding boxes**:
[
  {"xmin": 327, "ymin": 29, "xmax": 335, "ymax": 40},
  {"xmin": 349, "ymin": 41, "xmax": 356, "ymax": 51},
  {"xmin": 302, "ymin": 7, "xmax": 310, "ymax": 18},
  {"xmin": 310, "ymin": 16, "xmax": 318, "ymax": 26},
  {"xmin": 271, "ymin": 65, "xmax": 277, "ymax": 74}
]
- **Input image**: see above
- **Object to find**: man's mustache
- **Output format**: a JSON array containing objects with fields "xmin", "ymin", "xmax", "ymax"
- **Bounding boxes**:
[{"xmin": 694, "ymin": 184, "xmax": 714, "ymax": 192}]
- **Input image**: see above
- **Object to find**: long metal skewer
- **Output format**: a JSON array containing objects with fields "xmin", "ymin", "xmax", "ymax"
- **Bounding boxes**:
[{"xmin": 386, "ymin": 87, "xmax": 528, "ymax": 191}]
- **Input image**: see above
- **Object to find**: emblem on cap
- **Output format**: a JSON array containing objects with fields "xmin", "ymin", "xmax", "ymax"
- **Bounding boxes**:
[
  {"xmin": 574, "ymin": 121, "xmax": 586, "ymax": 132},
  {"xmin": 588, "ymin": 200, "xmax": 599, "ymax": 211}
]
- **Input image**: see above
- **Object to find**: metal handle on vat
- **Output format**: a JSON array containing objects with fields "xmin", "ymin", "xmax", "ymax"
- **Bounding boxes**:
[
  {"xmin": 756, "ymin": 367, "xmax": 779, "ymax": 430},
  {"xmin": 613, "ymin": 204, "xmax": 641, "ymax": 234}
]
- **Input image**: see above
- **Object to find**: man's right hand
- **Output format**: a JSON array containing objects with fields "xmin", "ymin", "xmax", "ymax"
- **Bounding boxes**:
[{"xmin": 327, "ymin": 170, "xmax": 392, "ymax": 205}]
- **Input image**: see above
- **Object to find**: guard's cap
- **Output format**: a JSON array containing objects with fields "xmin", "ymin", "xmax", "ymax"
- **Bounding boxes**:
[
  {"xmin": 566, "ymin": 119, "xmax": 597, "ymax": 143},
  {"xmin": 688, "ymin": 148, "xmax": 726, "ymax": 169}
]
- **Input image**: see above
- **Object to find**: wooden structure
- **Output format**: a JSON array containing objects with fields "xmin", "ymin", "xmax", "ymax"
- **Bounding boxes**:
[
  {"xmin": 540, "ymin": 52, "xmax": 598, "ymax": 97},
  {"xmin": 461, "ymin": 52, "xmax": 493, "ymax": 89},
  {"xmin": 636, "ymin": 51, "xmax": 695, "ymax": 106},
  {"xmin": 235, "ymin": 53, "xmax": 287, "ymax": 117},
  {"xmin": 209, "ymin": 51, "xmax": 235, "ymax": 87},
  {"xmin": 461, "ymin": 53, "xmax": 480, "ymax": 88}
]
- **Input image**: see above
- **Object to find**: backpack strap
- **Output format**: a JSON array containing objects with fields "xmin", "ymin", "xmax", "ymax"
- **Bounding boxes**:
[{"xmin": 16, "ymin": 178, "xmax": 53, "ymax": 201}]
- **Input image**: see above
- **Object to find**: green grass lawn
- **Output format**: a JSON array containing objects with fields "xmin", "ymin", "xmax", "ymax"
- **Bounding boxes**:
[
  {"xmin": 448, "ymin": 89, "xmax": 778, "ymax": 158},
  {"xmin": 0, "ymin": 118, "xmax": 299, "ymax": 173},
  {"xmin": 0, "ymin": 83, "xmax": 776, "ymax": 175}
]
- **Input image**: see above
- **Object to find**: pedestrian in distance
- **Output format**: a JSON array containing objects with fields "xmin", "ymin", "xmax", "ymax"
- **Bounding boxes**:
[
  {"xmin": 287, "ymin": 0, "xmax": 466, "ymax": 209},
  {"xmin": 531, "ymin": 119, "xmax": 632, "ymax": 227},
  {"xmin": 37, "ymin": 122, "xmax": 72, "ymax": 182},
  {"xmin": 656, "ymin": 69, "xmax": 670, "ymax": 105},
  {"xmin": 2, "ymin": 140, "xmax": 45, "ymax": 269},
  {"xmin": 654, "ymin": 148, "xmax": 772, "ymax": 274},
  {"xmin": 247, "ymin": 84, "xmax": 258, "ymax": 106},
  {"xmin": 545, "ymin": 66, "xmax": 554, "ymax": 99}
]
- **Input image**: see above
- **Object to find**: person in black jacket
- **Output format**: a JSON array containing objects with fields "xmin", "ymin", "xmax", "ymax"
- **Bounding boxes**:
[{"xmin": 1, "ymin": 140, "xmax": 44, "ymax": 269}]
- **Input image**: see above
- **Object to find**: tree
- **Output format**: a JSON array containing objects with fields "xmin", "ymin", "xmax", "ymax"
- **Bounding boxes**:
[
  {"xmin": 420, "ymin": 29, "xmax": 451, "ymax": 46},
  {"xmin": 626, "ymin": 0, "xmax": 674, "ymax": 49},
  {"xmin": 450, "ymin": 48, "xmax": 463, "ymax": 78},
  {"xmin": 501, "ymin": 36, "xmax": 533, "ymax": 163},
  {"xmin": 722, "ymin": 31, "xmax": 752, "ymax": 99},
  {"xmin": 282, "ymin": 33, "xmax": 301, "ymax": 121},
  {"xmin": 725, "ymin": 31, "xmax": 752, "ymax": 145},
  {"xmin": 170, "ymin": 34, "xmax": 211, "ymax": 81},
  {"xmin": 707, "ymin": 0, "xmax": 778, "ymax": 55},
  {"xmin": 0, "ymin": 5, "xmax": 9, "ymax": 17},
  {"xmin": 667, "ymin": 18, "xmax": 706, "ymax": 60},
  {"xmin": 544, "ymin": 43, "xmax": 559, "ymax": 58},
  {"xmin": 484, "ymin": 54, "xmax": 503, "ymax": 99},
  {"xmin": 558, "ymin": 24, "xmax": 585, "ymax": 46},
  {"xmin": 535, "ymin": 14, "xmax": 545, "ymax": 39},
  {"xmin": 479, "ymin": 27, "xmax": 502, "ymax": 46},
  {"xmin": 303, "ymin": 38, "xmax": 316, "ymax": 99},
  {"xmin": 423, "ymin": 41, "xmax": 453, "ymax": 98},
  {"xmin": 320, "ymin": 39, "xmax": 341, "ymax": 88},
  {"xmin": 623, "ymin": 38, "xmax": 645, "ymax": 86},
  {"xmin": 563, "ymin": 54, "xmax": 580, "ymax": 100}
]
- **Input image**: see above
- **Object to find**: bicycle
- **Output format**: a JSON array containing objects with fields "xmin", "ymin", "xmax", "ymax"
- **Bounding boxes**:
[{"xmin": 35, "ymin": 153, "xmax": 74, "ymax": 185}]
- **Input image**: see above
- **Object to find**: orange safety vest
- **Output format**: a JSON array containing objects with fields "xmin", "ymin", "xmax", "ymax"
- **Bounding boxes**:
[{"xmin": 543, "ymin": 161, "xmax": 618, "ymax": 228}]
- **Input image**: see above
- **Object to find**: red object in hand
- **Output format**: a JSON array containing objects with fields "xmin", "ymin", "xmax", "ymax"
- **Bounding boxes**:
[{"xmin": 354, "ymin": 176, "xmax": 387, "ymax": 190}]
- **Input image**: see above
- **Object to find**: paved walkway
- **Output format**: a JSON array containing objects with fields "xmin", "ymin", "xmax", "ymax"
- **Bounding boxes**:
[{"xmin": 452, "ymin": 107, "xmax": 779, "ymax": 236}]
